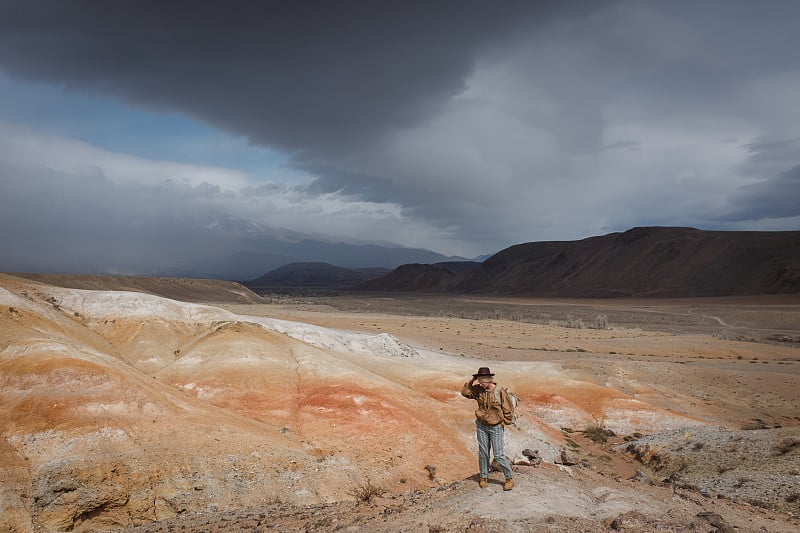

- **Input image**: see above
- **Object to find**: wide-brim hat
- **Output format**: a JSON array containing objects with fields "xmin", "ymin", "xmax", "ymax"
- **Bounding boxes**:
[{"xmin": 473, "ymin": 367, "xmax": 495, "ymax": 378}]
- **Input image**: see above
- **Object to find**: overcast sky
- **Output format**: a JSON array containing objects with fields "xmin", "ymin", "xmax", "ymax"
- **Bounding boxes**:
[{"xmin": 1, "ymin": 0, "xmax": 799, "ymax": 273}]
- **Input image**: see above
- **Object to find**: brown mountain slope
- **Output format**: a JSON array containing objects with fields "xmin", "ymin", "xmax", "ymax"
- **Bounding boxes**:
[
  {"xmin": 365, "ymin": 227, "xmax": 800, "ymax": 297},
  {"xmin": 360, "ymin": 263, "xmax": 473, "ymax": 291}
]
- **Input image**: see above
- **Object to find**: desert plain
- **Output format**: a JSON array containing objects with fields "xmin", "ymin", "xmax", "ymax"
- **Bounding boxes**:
[{"xmin": 1, "ymin": 274, "xmax": 799, "ymax": 532}]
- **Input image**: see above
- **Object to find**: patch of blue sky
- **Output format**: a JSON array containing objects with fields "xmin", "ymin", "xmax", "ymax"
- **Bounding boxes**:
[{"xmin": 0, "ymin": 71, "xmax": 291, "ymax": 180}]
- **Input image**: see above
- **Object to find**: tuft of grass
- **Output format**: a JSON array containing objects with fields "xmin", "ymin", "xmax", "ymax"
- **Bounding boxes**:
[{"xmin": 348, "ymin": 479, "xmax": 387, "ymax": 502}]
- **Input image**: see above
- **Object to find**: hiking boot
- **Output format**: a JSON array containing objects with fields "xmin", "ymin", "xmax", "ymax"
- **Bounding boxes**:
[
  {"xmin": 479, "ymin": 477, "xmax": 488, "ymax": 489},
  {"xmin": 503, "ymin": 478, "xmax": 514, "ymax": 491}
]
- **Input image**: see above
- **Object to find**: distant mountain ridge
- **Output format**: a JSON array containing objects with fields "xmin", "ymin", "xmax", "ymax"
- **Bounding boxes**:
[
  {"xmin": 1, "ymin": 213, "xmax": 470, "ymax": 280},
  {"xmin": 362, "ymin": 227, "xmax": 800, "ymax": 297},
  {"xmin": 246, "ymin": 262, "xmax": 390, "ymax": 288}
]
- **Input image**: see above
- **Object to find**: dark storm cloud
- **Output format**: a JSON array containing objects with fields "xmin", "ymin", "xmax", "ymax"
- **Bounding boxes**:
[
  {"xmin": 721, "ymin": 164, "xmax": 800, "ymax": 222},
  {"xmin": 1, "ymin": 0, "xmax": 798, "ymax": 267},
  {"xmin": 713, "ymin": 138, "xmax": 800, "ymax": 222},
  {"xmin": 0, "ymin": 0, "xmax": 569, "ymax": 157}
]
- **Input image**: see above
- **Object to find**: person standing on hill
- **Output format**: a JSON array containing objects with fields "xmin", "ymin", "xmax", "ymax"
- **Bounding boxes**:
[{"xmin": 461, "ymin": 367, "xmax": 514, "ymax": 490}]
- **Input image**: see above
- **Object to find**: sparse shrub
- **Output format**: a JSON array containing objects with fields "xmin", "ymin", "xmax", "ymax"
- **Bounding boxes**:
[
  {"xmin": 716, "ymin": 464, "xmax": 733, "ymax": 474},
  {"xmin": 594, "ymin": 314, "xmax": 609, "ymax": 329},
  {"xmin": 348, "ymin": 479, "xmax": 386, "ymax": 502},
  {"xmin": 424, "ymin": 464, "xmax": 437, "ymax": 480},
  {"xmin": 266, "ymin": 493, "xmax": 285, "ymax": 506},
  {"xmin": 566, "ymin": 314, "xmax": 584, "ymax": 329},
  {"xmin": 583, "ymin": 425, "xmax": 615, "ymax": 444},
  {"xmin": 691, "ymin": 441, "xmax": 704, "ymax": 451}
]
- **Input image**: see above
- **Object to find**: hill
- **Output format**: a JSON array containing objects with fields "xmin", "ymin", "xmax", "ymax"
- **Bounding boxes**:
[
  {"xmin": 364, "ymin": 227, "xmax": 800, "ymax": 297},
  {"xmin": 245, "ymin": 262, "xmax": 390, "ymax": 289},
  {"xmin": 360, "ymin": 261, "xmax": 480, "ymax": 291},
  {"xmin": 7, "ymin": 273, "xmax": 263, "ymax": 303}
]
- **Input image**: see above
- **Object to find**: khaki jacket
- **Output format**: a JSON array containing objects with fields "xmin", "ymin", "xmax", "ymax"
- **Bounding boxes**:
[{"xmin": 461, "ymin": 382, "xmax": 513, "ymax": 426}]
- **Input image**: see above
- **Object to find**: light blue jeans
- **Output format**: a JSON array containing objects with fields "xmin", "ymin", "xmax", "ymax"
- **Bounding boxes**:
[{"xmin": 475, "ymin": 419, "xmax": 513, "ymax": 479}]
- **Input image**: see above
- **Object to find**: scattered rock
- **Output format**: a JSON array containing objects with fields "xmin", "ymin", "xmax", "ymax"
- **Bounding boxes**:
[
  {"xmin": 694, "ymin": 511, "xmax": 734, "ymax": 533},
  {"xmin": 629, "ymin": 469, "xmax": 652, "ymax": 485},
  {"xmin": 603, "ymin": 510, "xmax": 649, "ymax": 530},
  {"xmin": 513, "ymin": 449, "xmax": 542, "ymax": 466},
  {"xmin": 554, "ymin": 447, "xmax": 579, "ymax": 466}
]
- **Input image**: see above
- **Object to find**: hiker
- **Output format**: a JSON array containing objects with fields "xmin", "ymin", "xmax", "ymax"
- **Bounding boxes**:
[{"xmin": 461, "ymin": 367, "xmax": 514, "ymax": 490}]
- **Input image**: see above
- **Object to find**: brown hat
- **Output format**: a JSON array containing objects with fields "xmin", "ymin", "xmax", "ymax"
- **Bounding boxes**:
[{"xmin": 473, "ymin": 367, "xmax": 495, "ymax": 378}]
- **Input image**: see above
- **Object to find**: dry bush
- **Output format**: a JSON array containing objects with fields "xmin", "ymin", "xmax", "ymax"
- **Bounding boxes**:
[
  {"xmin": 348, "ymin": 479, "xmax": 387, "ymax": 502},
  {"xmin": 565, "ymin": 314, "xmax": 584, "ymax": 329},
  {"xmin": 583, "ymin": 424, "xmax": 615, "ymax": 444},
  {"xmin": 593, "ymin": 314, "xmax": 610, "ymax": 329},
  {"xmin": 424, "ymin": 465, "xmax": 437, "ymax": 480}
]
